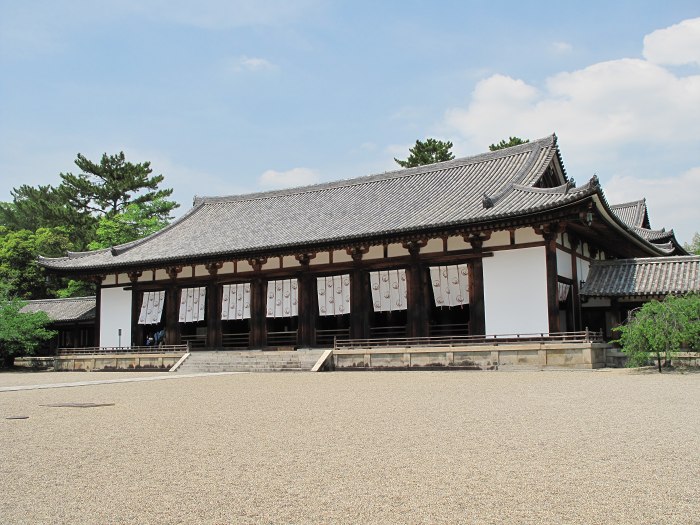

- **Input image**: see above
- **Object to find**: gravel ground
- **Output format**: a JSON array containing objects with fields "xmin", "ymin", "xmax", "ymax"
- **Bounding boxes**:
[{"xmin": 1, "ymin": 370, "xmax": 698, "ymax": 524}]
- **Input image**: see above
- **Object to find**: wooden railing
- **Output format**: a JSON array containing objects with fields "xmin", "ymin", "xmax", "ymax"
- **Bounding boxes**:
[
  {"xmin": 267, "ymin": 330, "xmax": 297, "ymax": 347},
  {"xmin": 429, "ymin": 323, "xmax": 470, "ymax": 337},
  {"xmin": 316, "ymin": 328, "xmax": 350, "ymax": 347},
  {"xmin": 369, "ymin": 326, "xmax": 407, "ymax": 339},
  {"xmin": 56, "ymin": 344, "xmax": 189, "ymax": 356},
  {"xmin": 222, "ymin": 332, "xmax": 250, "ymax": 348},
  {"xmin": 181, "ymin": 334, "xmax": 207, "ymax": 349},
  {"xmin": 335, "ymin": 330, "xmax": 604, "ymax": 349}
]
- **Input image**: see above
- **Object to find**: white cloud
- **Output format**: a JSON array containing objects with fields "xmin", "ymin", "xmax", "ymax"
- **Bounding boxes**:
[
  {"xmin": 643, "ymin": 17, "xmax": 700, "ymax": 66},
  {"xmin": 551, "ymin": 41, "xmax": 573, "ymax": 54},
  {"xmin": 443, "ymin": 17, "xmax": 700, "ymax": 244},
  {"xmin": 232, "ymin": 55, "xmax": 276, "ymax": 72},
  {"xmin": 258, "ymin": 167, "xmax": 320, "ymax": 189}
]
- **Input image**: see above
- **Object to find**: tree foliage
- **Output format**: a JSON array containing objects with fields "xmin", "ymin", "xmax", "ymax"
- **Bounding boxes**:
[
  {"xmin": 489, "ymin": 136, "xmax": 529, "ymax": 151},
  {"xmin": 613, "ymin": 294, "xmax": 700, "ymax": 370},
  {"xmin": 88, "ymin": 200, "xmax": 172, "ymax": 250},
  {"xmin": 0, "ymin": 293, "xmax": 56, "ymax": 367},
  {"xmin": 0, "ymin": 152, "xmax": 179, "ymax": 299},
  {"xmin": 394, "ymin": 138, "xmax": 455, "ymax": 168},
  {"xmin": 684, "ymin": 232, "xmax": 700, "ymax": 255},
  {"xmin": 0, "ymin": 184, "xmax": 97, "ymax": 250},
  {"xmin": 60, "ymin": 151, "xmax": 178, "ymax": 219},
  {"xmin": 0, "ymin": 227, "xmax": 74, "ymax": 299}
]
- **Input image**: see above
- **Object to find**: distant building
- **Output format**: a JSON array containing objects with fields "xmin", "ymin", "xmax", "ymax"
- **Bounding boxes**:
[
  {"xmin": 39, "ymin": 135, "xmax": 687, "ymax": 349},
  {"xmin": 21, "ymin": 296, "xmax": 96, "ymax": 353}
]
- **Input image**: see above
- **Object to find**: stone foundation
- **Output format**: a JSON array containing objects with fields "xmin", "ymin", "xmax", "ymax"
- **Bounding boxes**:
[{"xmin": 333, "ymin": 342, "xmax": 610, "ymax": 370}]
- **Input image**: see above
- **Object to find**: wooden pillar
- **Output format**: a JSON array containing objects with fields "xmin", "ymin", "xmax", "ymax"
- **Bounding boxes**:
[
  {"xmin": 131, "ymin": 289, "xmax": 143, "ymax": 346},
  {"xmin": 405, "ymin": 240, "xmax": 428, "ymax": 338},
  {"xmin": 349, "ymin": 247, "xmax": 370, "ymax": 340},
  {"xmin": 205, "ymin": 263, "xmax": 223, "ymax": 348},
  {"xmin": 249, "ymin": 258, "xmax": 267, "ymax": 349},
  {"xmin": 569, "ymin": 236, "xmax": 581, "ymax": 331},
  {"xmin": 297, "ymin": 254, "xmax": 317, "ymax": 348},
  {"xmin": 93, "ymin": 278, "xmax": 102, "ymax": 347},
  {"xmin": 127, "ymin": 271, "xmax": 143, "ymax": 347},
  {"xmin": 543, "ymin": 228, "xmax": 560, "ymax": 334},
  {"xmin": 165, "ymin": 266, "xmax": 182, "ymax": 345},
  {"xmin": 467, "ymin": 235, "xmax": 487, "ymax": 336}
]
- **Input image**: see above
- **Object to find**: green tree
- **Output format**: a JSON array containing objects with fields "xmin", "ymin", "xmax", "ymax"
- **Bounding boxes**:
[
  {"xmin": 87, "ymin": 199, "xmax": 172, "ymax": 250},
  {"xmin": 684, "ymin": 232, "xmax": 700, "ymax": 255},
  {"xmin": 0, "ymin": 227, "xmax": 73, "ymax": 299},
  {"xmin": 489, "ymin": 136, "xmax": 529, "ymax": 151},
  {"xmin": 60, "ymin": 151, "xmax": 179, "ymax": 219},
  {"xmin": 613, "ymin": 293, "xmax": 700, "ymax": 371},
  {"xmin": 0, "ymin": 184, "xmax": 97, "ymax": 250},
  {"xmin": 394, "ymin": 138, "xmax": 455, "ymax": 168},
  {"xmin": 0, "ymin": 293, "xmax": 56, "ymax": 367}
]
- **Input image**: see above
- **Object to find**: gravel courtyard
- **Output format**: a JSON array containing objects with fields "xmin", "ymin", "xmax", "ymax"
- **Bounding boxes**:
[{"xmin": 1, "ymin": 370, "xmax": 698, "ymax": 524}]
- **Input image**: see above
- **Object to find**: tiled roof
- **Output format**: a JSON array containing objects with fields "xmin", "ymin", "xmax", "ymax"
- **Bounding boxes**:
[
  {"xmin": 580, "ymin": 256, "xmax": 700, "ymax": 297},
  {"xmin": 38, "ymin": 134, "xmax": 676, "ymax": 272},
  {"xmin": 610, "ymin": 199, "xmax": 650, "ymax": 229},
  {"xmin": 21, "ymin": 296, "xmax": 96, "ymax": 322}
]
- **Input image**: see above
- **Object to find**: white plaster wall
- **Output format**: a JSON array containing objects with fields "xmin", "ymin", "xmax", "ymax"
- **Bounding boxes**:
[
  {"xmin": 100, "ymin": 287, "xmax": 132, "ymax": 347},
  {"xmin": 483, "ymin": 230, "xmax": 510, "ymax": 248},
  {"xmin": 483, "ymin": 246, "xmax": 549, "ymax": 335},
  {"xmin": 556, "ymin": 248, "xmax": 572, "ymax": 279},
  {"xmin": 514, "ymin": 227, "xmax": 541, "ymax": 244},
  {"xmin": 577, "ymin": 257, "xmax": 590, "ymax": 282}
]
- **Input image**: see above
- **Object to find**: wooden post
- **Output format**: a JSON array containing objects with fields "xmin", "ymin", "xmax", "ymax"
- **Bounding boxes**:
[
  {"xmin": 205, "ymin": 263, "xmax": 223, "ymax": 348},
  {"xmin": 249, "ymin": 258, "xmax": 268, "ymax": 349},
  {"xmin": 405, "ymin": 240, "xmax": 428, "ymax": 338},
  {"xmin": 569, "ymin": 235, "xmax": 581, "ymax": 331},
  {"xmin": 543, "ymin": 228, "xmax": 560, "ymax": 334},
  {"xmin": 165, "ymin": 283, "xmax": 181, "ymax": 345},
  {"xmin": 94, "ymin": 278, "xmax": 102, "ymax": 347},
  {"xmin": 467, "ymin": 234, "xmax": 488, "ymax": 336},
  {"xmin": 348, "ymin": 247, "xmax": 370, "ymax": 340},
  {"xmin": 206, "ymin": 282, "xmax": 222, "ymax": 348},
  {"xmin": 131, "ymin": 289, "xmax": 143, "ymax": 347},
  {"xmin": 296, "ymin": 254, "xmax": 317, "ymax": 348}
]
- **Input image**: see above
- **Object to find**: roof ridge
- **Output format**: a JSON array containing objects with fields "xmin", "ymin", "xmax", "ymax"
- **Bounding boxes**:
[
  {"xmin": 592, "ymin": 255, "xmax": 700, "ymax": 265},
  {"xmin": 194, "ymin": 134, "xmax": 557, "ymax": 206},
  {"xmin": 24, "ymin": 296, "xmax": 96, "ymax": 304}
]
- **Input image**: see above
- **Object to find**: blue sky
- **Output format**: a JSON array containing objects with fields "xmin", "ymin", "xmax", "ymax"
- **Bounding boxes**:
[{"xmin": 1, "ymin": 1, "xmax": 699, "ymax": 243}]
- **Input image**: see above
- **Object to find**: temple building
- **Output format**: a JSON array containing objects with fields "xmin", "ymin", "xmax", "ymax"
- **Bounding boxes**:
[
  {"xmin": 20, "ymin": 296, "xmax": 96, "ymax": 353},
  {"xmin": 39, "ymin": 135, "xmax": 687, "ymax": 350}
]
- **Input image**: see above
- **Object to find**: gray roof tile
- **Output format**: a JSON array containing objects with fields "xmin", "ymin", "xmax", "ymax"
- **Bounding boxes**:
[
  {"xmin": 580, "ymin": 256, "xmax": 700, "ymax": 297},
  {"xmin": 38, "ymin": 135, "xmax": 678, "ymax": 272},
  {"xmin": 21, "ymin": 296, "xmax": 96, "ymax": 322}
]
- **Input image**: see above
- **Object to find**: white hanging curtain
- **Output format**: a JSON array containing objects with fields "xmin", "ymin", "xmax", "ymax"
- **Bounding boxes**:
[
  {"xmin": 317, "ymin": 274, "xmax": 351, "ymax": 316},
  {"xmin": 138, "ymin": 291, "xmax": 165, "ymax": 325},
  {"xmin": 178, "ymin": 287, "xmax": 206, "ymax": 323},
  {"xmin": 370, "ymin": 269, "xmax": 407, "ymax": 312},
  {"xmin": 221, "ymin": 283, "xmax": 251, "ymax": 320},
  {"xmin": 429, "ymin": 264, "xmax": 469, "ymax": 307},
  {"xmin": 266, "ymin": 279, "xmax": 298, "ymax": 318},
  {"xmin": 558, "ymin": 282, "xmax": 571, "ymax": 302}
]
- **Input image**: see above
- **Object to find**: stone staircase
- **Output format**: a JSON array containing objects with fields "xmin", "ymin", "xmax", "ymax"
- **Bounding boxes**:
[{"xmin": 175, "ymin": 349, "xmax": 329, "ymax": 373}]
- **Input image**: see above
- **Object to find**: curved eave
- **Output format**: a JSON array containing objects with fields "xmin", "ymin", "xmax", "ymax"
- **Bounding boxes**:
[{"xmin": 590, "ymin": 194, "xmax": 685, "ymax": 257}]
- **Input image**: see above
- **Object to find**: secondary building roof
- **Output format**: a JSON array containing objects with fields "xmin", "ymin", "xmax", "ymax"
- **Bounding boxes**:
[
  {"xmin": 581, "ymin": 256, "xmax": 700, "ymax": 298},
  {"xmin": 38, "ymin": 134, "xmax": 684, "ymax": 274},
  {"xmin": 21, "ymin": 296, "xmax": 96, "ymax": 322}
]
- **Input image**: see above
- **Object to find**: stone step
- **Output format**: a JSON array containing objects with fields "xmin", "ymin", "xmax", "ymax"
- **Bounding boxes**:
[{"xmin": 176, "ymin": 350, "xmax": 327, "ymax": 373}]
